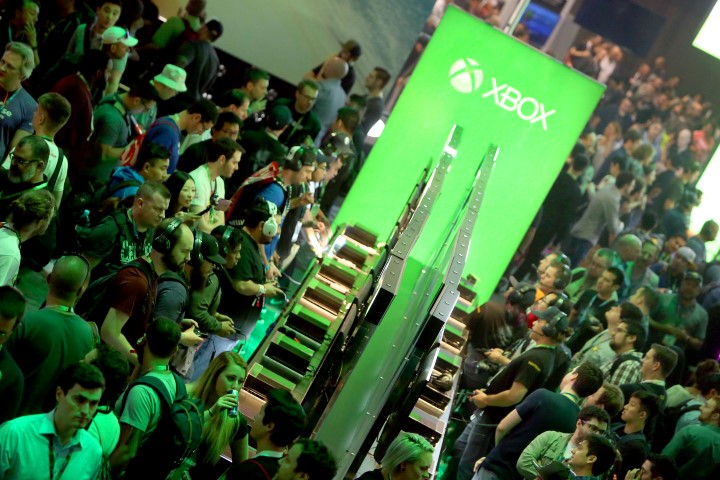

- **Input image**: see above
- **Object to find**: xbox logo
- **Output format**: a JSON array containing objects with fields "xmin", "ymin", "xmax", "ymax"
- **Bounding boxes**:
[{"xmin": 449, "ymin": 58, "xmax": 484, "ymax": 93}]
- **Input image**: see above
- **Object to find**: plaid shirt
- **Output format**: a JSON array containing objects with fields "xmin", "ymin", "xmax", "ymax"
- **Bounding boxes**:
[{"xmin": 601, "ymin": 350, "xmax": 643, "ymax": 386}]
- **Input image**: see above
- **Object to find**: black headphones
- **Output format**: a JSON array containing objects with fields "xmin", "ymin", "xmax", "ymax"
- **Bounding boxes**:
[
  {"xmin": 554, "ymin": 252, "xmax": 571, "ymax": 268},
  {"xmin": 190, "ymin": 229, "xmax": 204, "ymax": 267},
  {"xmin": 541, "ymin": 309, "xmax": 569, "ymax": 338},
  {"xmin": 218, "ymin": 226, "xmax": 235, "ymax": 256},
  {"xmin": 550, "ymin": 261, "xmax": 573, "ymax": 291},
  {"xmin": 152, "ymin": 218, "xmax": 184, "ymax": 254},
  {"xmin": 285, "ymin": 146, "xmax": 307, "ymax": 172}
]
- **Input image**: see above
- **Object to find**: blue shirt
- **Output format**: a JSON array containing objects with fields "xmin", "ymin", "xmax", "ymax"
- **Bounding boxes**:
[
  {"xmin": 0, "ymin": 87, "xmax": 36, "ymax": 160},
  {"xmin": 143, "ymin": 116, "xmax": 181, "ymax": 173},
  {"xmin": 0, "ymin": 410, "xmax": 102, "ymax": 480},
  {"xmin": 255, "ymin": 182, "xmax": 287, "ymax": 259}
]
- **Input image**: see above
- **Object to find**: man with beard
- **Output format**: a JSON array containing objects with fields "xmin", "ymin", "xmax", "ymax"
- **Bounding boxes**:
[
  {"xmin": 0, "ymin": 135, "xmax": 49, "ymax": 219},
  {"xmin": 192, "ymin": 200, "xmax": 284, "ymax": 374},
  {"xmin": 600, "ymin": 318, "xmax": 645, "ymax": 385},
  {"xmin": 100, "ymin": 218, "xmax": 194, "ymax": 366},
  {"xmin": 627, "ymin": 239, "xmax": 660, "ymax": 297}
]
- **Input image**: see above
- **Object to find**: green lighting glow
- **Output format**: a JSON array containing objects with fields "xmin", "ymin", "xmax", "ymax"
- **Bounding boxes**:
[
  {"xmin": 693, "ymin": 1, "xmax": 720, "ymax": 60},
  {"xmin": 336, "ymin": 6, "xmax": 604, "ymax": 304}
]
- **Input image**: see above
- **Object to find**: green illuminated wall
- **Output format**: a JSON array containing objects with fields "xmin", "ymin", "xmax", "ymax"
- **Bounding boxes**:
[{"xmin": 336, "ymin": 6, "xmax": 605, "ymax": 304}]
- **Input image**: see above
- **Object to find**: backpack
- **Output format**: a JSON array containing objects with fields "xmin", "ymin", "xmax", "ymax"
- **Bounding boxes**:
[
  {"xmin": 119, "ymin": 371, "xmax": 204, "ymax": 479},
  {"xmin": 119, "ymin": 117, "xmax": 179, "ymax": 167},
  {"xmin": 226, "ymin": 161, "xmax": 284, "ymax": 224},
  {"xmin": 75, "ymin": 256, "xmax": 156, "ymax": 326},
  {"xmin": 651, "ymin": 397, "xmax": 702, "ymax": 452}
]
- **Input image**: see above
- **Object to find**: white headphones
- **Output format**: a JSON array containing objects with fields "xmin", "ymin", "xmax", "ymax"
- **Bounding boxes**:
[{"xmin": 262, "ymin": 201, "xmax": 278, "ymax": 237}]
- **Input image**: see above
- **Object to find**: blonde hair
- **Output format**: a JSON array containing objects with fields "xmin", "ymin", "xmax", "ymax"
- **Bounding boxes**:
[
  {"xmin": 191, "ymin": 351, "xmax": 248, "ymax": 465},
  {"xmin": 380, "ymin": 432, "xmax": 433, "ymax": 474}
]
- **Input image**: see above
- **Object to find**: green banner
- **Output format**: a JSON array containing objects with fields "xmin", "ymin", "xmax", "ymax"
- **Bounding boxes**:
[{"xmin": 336, "ymin": 6, "xmax": 604, "ymax": 304}]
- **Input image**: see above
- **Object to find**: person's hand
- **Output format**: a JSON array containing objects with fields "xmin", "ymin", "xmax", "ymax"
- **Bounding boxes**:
[
  {"xmin": 265, "ymin": 284, "xmax": 284, "ymax": 298},
  {"xmin": 473, "ymin": 457, "xmax": 486, "ymax": 473},
  {"xmin": 180, "ymin": 319, "xmax": 199, "ymax": 331},
  {"xmin": 484, "ymin": 348, "xmax": 505, "ymax": 364},
  {"xmin": 209, "ymin": 391, "xmax": 239, "ymax": 416},
  {"xmin": 217, "ymin": 320, "xmax": 236, "ymax": 338},
  {"xmin": 175, "ymin": 211, "xmax": 200, "ymax": 223},
  {"xmin": 625, "ymin": 468, "xmax": 640, "ymax": 480},
  {"xmin": 469, "ymin": 389, "xmax": 489, "ymax": 409},
  {"xmin": 24, "ymin": 22, "xmax": 37, "ymax": 46},
  {"xmin": 266, "ymin": 263, "xmax": 281, "ymax": 281},
  {"xmin": 214, "ymin": 312, "xmax": 233, "ymax": 323},
  {"xmin": 249, "ymin": 98, "xmax": 267, "ymax": 114},
  {"xmin": 315, "ymin": 221, "xmax": 327, "ymax": 232},
  {"xmin": 298, "ymin": 192, "xmax": 314, "ymax": 206},
  {"xmin": 180, "ymin": 327, "xmax": 204, "ymax": 347},
  {"xmin": 503, "ymin": 286, "xmax": 515, "ymax": 301}
]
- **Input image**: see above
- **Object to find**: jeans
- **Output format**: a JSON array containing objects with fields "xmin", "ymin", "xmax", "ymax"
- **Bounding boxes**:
[
  {"xmin": 454, "ymin": 411, "xmax": 498, "ymax": 480},
  {"xmin": 472, "ymin": 467, "xmax": 501, "ymax": 480},
  {"xmin": 565, "ymin": 236, "xmax": 593, "ymax": 268},
  {"xmin": 189, "ymin": 333, "xmax": 243, "ymax": 381}
]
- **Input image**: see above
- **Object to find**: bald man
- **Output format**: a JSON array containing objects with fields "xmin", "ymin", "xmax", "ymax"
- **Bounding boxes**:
[
  {"xmin": 5, "ymin": 255, "xmax": 97, "ymax": 415},
  {"xmin": 311, "ymin": 56, "xmax": 349, "ymax": 143}
]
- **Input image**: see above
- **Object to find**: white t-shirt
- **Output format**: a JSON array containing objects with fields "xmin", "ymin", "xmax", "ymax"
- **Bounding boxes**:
[
  {"xmin": 189, "ymin": 164, "xmax": 226, "ymax": 209},
  {"xmin": 87, "ymin": 409, "xmax": 121, "ymax": 456},
  {"xmin": 2, "ymin": 140, "xmax": 69, "ymax": 194},
  {"xmin": 0, "ymin": 227, "xmax": 21, "ymax": 286}
]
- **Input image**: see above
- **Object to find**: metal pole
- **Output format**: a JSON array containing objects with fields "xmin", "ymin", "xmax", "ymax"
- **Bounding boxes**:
[{"xmin": 504, "ymin": 0, "xmax": 533, "ymax": 35}]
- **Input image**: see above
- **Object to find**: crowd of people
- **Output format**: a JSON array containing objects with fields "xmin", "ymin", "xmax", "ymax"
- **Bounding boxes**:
[
  {"xmin": 442, "ymin": 45, "xmax": 719, "ymax": 478},
  {"xmin": 0, "ymin": 0, "xmax": 398, "ymax": 478},
  {"xmin": 0, "ymin": 1, "xmax": 718, "ymax": 480}
]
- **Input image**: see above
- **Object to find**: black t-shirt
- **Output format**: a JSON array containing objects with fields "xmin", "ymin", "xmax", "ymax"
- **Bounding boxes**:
[
  {"xmin": 80, "ymin": 210, "xmax": 153, "ymax": 278},
  {"xmin": 483, "ymin": 345, "xmax": 557, "ymax": 424},
  {"xmin": 611, "ymin": 423, "xmax": 647, "ymax": 478},
  {"xmin": 227, "ymin": 454, "xmax": 281, "ymax": 480},
  {"xmin": 218, "ymin": 229, "xmax": 265, "ymax": 330},
  {"xmin": 276, "ymin": 98, "xmax": 322, "ymax": 148},
  {"xmin": 0, "ymin": 347, "xmax": 23, "ymax": 424},
  {"xmin": 179, "ymin": 139, "xmax": 212, "ymax": 173},
  {"xmin": 567, "ymin": 290, "xmax": 617, "ymax": 353},
  {"xmin": 483, "ymin": 389, "xmax": 580, "ymax": 479}
]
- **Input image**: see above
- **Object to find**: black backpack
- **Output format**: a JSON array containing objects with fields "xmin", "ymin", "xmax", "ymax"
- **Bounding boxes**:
[
  {"xmin": 651, "ymin": 397, "xmax": 702, "ymax": 452},
  {"xmin": 119, "ymin": 371, "xmax": 205, "ymax": 478},
  {"xmin": 75, "ymin": 256, "xmax": 155, "ymax": 326}
]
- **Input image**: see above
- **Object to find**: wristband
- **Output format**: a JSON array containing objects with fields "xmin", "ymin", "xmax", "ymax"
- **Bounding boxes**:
[{"xmin": 257, "ymin": 284, "xmax": 266, "ymax": 297}]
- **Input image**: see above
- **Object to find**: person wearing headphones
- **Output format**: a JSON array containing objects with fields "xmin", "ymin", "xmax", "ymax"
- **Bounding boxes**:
[
  {"xmin": 253, "ymin": 146, "xmax": 317, "ymax": 280},
  {"xmin": 4, "ymin": 255, "xmax": 96, "ymax": 416},
  {"xmin": 100, "ymin": 217, "xmax": 194, "ymax": 366},
  {"xmin": 191, "ymin": 201, "xmax": 284, "ymax": 378},
  {"xmin": 449, "ymin": 306, "xmax": 571, "ymax": 480}
]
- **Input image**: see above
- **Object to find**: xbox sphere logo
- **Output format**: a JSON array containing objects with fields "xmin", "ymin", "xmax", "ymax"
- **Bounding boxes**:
[{"xmin": 449, "ymin": 58, "xmax": 484, "ymax": 93}]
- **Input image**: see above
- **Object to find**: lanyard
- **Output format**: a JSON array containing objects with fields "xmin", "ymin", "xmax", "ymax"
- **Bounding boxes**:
[
  {"xmin": 47, "ymin": 436, "xmax": 74, "ymax": 480},
  {"xmin": 204, "ymin": 164, "xmax": 217, "ymax": 222},
  {"xmin": 0, "ymin": 181, "xmax": 49, "ymax": 202},
  {"xmin": 579, "ymin": 294, "xmax": 613, "ymax": 325}
]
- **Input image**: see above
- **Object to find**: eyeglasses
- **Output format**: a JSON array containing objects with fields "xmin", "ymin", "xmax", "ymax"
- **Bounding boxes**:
[
  {"xmin": 581, "ymin": 420, "xmax": 607, "ymax": 435},
  {"xmin": 10, "ymin": 152, "xmax": 38, "ymax": 166}
]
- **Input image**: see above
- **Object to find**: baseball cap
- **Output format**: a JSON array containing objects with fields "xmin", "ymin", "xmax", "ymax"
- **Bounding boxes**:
[
  {"xmin": 675, "ymin": 246, "xmax": 696, "ymax": 264},
  {"xmin": 529, "ymin": 306, "xmax": 569, "ymax": 335},
  {"xmin": 199, "ymin": 232, "xmax": 226, "ymax": 265},
  {"xmin": 205, "ymin": 19, "xmax": 224, "ymax": 38},
  {"xmin": 683, "ymin": 270, "xmax": 703, "ymax": 286},
  {"xmin": 321, "ymin": 131, "xmax": 353, "ymax": 155},
  {"xmin": 101, "ymin": 26, "xmax": 138, "ymax": 47},
  {"xmin": 267, "ymin": 105, "xmax": 293, "ymax": 130},
  {"xmin": 340, "ymin": 39, "xmax": 362, "ymax": 58},
  {"xmin": 154, "ymin": 64, "xmax": 188, "ymax": 93}
]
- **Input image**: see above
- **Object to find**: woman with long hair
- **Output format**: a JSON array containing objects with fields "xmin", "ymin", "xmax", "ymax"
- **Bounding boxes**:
[
  {"xmin": 188, "ymin": 351, "xmax": 249, "ymax": 479},
  {"xmin": 356, "ymin": 432, "xmax": 434, "ymax": 480},
  {"xmin": 165, "ymin": 171, "xmax": 199, "ymax": 223}
]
